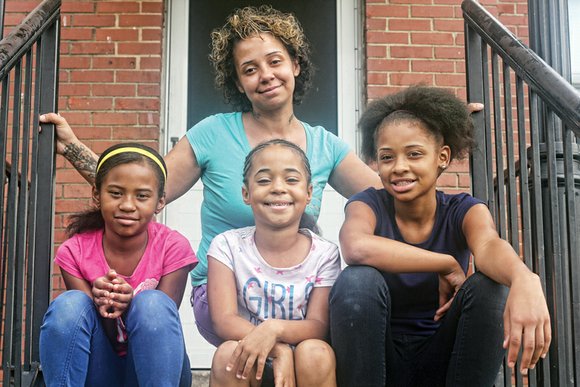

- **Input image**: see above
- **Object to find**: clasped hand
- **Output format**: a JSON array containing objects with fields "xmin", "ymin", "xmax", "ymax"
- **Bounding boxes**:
[{"xmin": 92, "ymin": 269, "xmax": 133, "ymax": 319}]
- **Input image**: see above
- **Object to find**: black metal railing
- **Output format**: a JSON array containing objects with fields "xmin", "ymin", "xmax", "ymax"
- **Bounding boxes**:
[
  {"xmin": 0, "ymin": 0, "xmax": 60, "ymax": 385},
  {"xmin": 463, "ymin": 0, "xmax": 580, "ymax": 386}
]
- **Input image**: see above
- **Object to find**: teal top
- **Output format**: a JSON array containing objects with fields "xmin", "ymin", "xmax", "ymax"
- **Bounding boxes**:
[{"xmin": 185, "ymin": 112, "xmax": 350, "ymax": 286}]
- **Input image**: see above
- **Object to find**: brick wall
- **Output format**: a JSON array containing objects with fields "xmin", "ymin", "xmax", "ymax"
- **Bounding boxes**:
[{"xmin": 365, "ymin": 0, "xmax": 528, "ymax": 194}]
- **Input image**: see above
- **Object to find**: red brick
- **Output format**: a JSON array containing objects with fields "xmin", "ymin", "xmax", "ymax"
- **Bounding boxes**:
[
  {"xmin": 55, "ymin": 199, "xmax": 91, "ymax": 213},
  {"xmin": 139, "ymin": 112, "xmax": 160, "ymax": 125},
  {"xmin": 92, "ymin": 140, "xmax": 132, "ymax": 154},
  {"xmin": 390, "ymin": 72, "xmax": 434, "ymax": 85},
  {"xmin": 70, "ymin": 42, "xmax": 115, "ymax": 55},
  {"xmin": 72, "ymin": 15, "xmax": 116, "ymax": 28},
  {"xmin": 142, "ymin": 29, "xmax": 163, "ymax": 41},
  {"xmin": 116, "ymin": 70, "xmax": 160, "ymax": 83},
  {"xmin": 68, "ymin": 97, "xmax": 114, "ymax": 111},
  {"xmin": 435, "ymin": 73, "xmax": 467, "ymax": 87},
  {"xmin": 115, "ymin": 98, "xmax": 160, "ymax": 111},
  {"xmin": 75, "ymin": 126, "xmax": 113, "ymax": 140},
  {"xmin": 412, "ymin": 32, "xmax": 454, "ymax": 45},
  {"xmin": 61, "ymin": 2, "xmax": 95, "ymax": 13},
  {"xmin": 497, "ymin": 4, "xmax": 516, "ymax": 15},
  {"xmin": 112, "ymin": 126, "xmax": 160, "ymax": 140},
  {"xmin": 118, "ymin": 43, "xmax": 161, "ymax": 55},
  {"xmin": 61, "ymin": 28, "xmax": 94, "ymax": 41},
  {"xmin": 95, "ymin": 28, "xmax": 139, "ymax": 42},
  {"xmin": 516, "ymin": 4, "xmax": 528, "ymax": 15},
  {"xmin": 437, "ymin": 172, "xmax": 458, "ymax": 187},
  {"xmin": 367, "ymin": 86, "xmax": 404, "ymax": 99},
  {"xmin": 368, "ymin": 45, "xmax": 387, "ymax": 58},
  {"xmin": 391, "ymin": 46, "xmax": 433, "ymax": 59},
  {"xmin": 96, "ymin": 2, "xmax": 140, "ymax": 13},
  {"xmin": 93, "ymin": 84, "xmax": 136, "ymax": 97},
  {"xmin": 93, "ymin": 57, "xmax": 137, "ymax": 69},
  {"xmin": 5, "ymin": 2, "xmax": 37, "ymax": 12},
  {"xmin": 119, "ymin": 15, "xmax": 163, "ymax": 28},
  {"xmin": 367, "ymin": 18, "xmax": 387, "ymax": 31},
  {"xmin": 59, "ymin": 70, "xmax": 70, "ymax": 82},
  {"xmin": 142, "ymin": 2, "xmax": 164, "ymax": 13},
  {"xmin": 411, "ymin": 5, "xmax": 455, "ymax": 18},
  {"xmin": 412, "ymin": 60, "xmax": 455, "ymax": 73},
  {"xmin": 63, "ymin": 184, "xmax": 93, "ymax": 198},
  {"xmin": 367, "ymin": 31, "xmax": 409, "ymax": 44},
  {"xmin": 389, "ymin": 19, "xmax": 432, "ymax": 31},
  {"xmin": 390, "ymin": 0, "xmax": 431, "ymax": 4},
  {"xmin": 56, "ymin": 169, "xmax": 93, "ymax": 184},
  {"xmin": 434, "ymin": 47, "xmax": 465, "ymax": 59},
  {"xmin": 59, "ymin": 97, "xmax": 69, "ymax": 109},
  {"xmin": 93, "ymin": 113, "xmax": 139, "ymax": 126},
  {"xmin": 498, "ymin": 15, "xmax": 528, "ymax": 27},
  {"xmin": 366, "ymin": 5, "xmax": 409, "ymax": 17},
  {"xmin": 368, "ymin": 72, "xmax": 389, "ymax": 85},
  {"xmin": 59, "ymin": 84, "xmax": 91, "ymax": 97},
  {"xmin": 140, "ymin": 57, "xmax": 161, "ymax": 70},
  {"xmin": 458, "ymin": 173, "xmax": 472, "ymax": 187},
  {"xmin": 433, "ymin": 19, "xmax": 464, "ymax": 32},
  {"xmin": 3, "ymin": 14, "xmax": 25, "ymax": 27},
  {"xmin": 367, "ymin": 59, "xmax": 410, "ymax": 72},
  {"xmin": 70, "ymin": 71, "xmax": 115, "ymax": 83},
  {"xmin": 137, "ymin": 84, "xmax": 160, "ymax": 97}
]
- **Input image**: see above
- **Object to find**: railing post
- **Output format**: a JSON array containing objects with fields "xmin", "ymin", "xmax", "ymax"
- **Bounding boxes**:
[
  {"xmin": 30, "ymin": 13, "xmax": 59, "ymax": 365},
  {"xmin": 528, "ymin": 0, "xmax": 578, "ymax": 385}
]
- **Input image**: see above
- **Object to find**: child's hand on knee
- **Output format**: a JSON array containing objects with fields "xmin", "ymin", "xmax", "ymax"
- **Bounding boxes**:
[{"xmin": 227, "ymin": 320, "xmax": 280, "ymax": 381}]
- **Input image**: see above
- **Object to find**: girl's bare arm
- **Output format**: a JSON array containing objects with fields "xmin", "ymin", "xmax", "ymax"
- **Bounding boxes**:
[{"xmin": 462, "ymin": 204, "xmax": 551, "ymax": 375}]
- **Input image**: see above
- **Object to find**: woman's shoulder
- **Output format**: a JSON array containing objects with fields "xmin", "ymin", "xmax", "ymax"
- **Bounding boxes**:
[{"xmin": 189, "ymin": 112, "xmax": 241, "ymax": 131}]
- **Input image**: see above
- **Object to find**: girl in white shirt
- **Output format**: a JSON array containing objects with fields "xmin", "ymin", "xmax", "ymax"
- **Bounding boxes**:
[{"xmin": 207, "ymin": 139, "xmax": 340, "ymax": 387}]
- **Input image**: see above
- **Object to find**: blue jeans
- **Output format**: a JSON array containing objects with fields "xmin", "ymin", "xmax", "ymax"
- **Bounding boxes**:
[
  {"xmin": 329, "ymin": 266, "xmax": 508, "ymax": 387},
  {"xmin": 40, "ymin": 290, "xmax": 191, "ymax": 387}
]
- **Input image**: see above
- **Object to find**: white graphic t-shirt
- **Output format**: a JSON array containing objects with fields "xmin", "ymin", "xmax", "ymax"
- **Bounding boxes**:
[{"xmin": 207, "ymin": 226, "xmax": 341, "ymax": 325}]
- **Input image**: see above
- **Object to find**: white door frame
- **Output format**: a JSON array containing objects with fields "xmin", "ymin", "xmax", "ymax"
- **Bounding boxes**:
[{"xmin": 160, "ymin": 0, "xmax": 364, "ymax": 368}]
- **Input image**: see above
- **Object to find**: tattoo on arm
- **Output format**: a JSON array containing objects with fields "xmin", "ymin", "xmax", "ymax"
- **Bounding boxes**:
[{"xmin": 63, "ymin": 143, "xmax": 97, "ymax": 180}]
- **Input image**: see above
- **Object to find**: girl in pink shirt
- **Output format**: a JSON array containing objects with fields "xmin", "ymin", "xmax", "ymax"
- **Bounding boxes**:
[{"xmin": 40, "ymin": 143, "xmax": 197, "ymax": 387}]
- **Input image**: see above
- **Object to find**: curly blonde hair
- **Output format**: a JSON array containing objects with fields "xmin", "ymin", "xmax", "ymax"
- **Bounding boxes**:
[{"xmin": 210, "ymin": 5, "xmax": 314, "ymax": 112}]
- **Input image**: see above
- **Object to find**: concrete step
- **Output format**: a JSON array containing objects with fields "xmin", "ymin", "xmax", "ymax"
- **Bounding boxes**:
[{"xmin": 191, "ymin": 369, "xmax": 210, "ymax": 386}]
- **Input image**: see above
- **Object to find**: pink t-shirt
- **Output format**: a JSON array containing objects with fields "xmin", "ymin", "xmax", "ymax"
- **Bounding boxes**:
[
  {"xmin": 56, "ymin": 221, "xmax": 197, "ymax": 291},
  {"xmin": 56, "ymin": 221, "xmax": 197, "ymax": 355}
]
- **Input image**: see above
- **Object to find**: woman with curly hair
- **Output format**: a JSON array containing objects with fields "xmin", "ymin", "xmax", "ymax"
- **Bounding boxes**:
[
  {"xmin": 40, "ymin": 4, "xmax": 379, "ymax": 346},
  {"xmin": 330, "ymin": 85, "xmax": 551, "ymax": 386}
]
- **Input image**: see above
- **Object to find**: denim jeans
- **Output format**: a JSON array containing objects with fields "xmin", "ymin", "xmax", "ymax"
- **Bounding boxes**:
[
  {"xmin": 40, "ymin": 290, "xmax": 191, "ymax": 387},
  {"xmin": 329, "ymin": 266, "xmax": 508, "ymax": 387}
]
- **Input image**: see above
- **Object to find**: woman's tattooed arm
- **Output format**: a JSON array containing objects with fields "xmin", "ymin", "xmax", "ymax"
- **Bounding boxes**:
[{"xmin": 62, "ymin": 142, "xmax": 97, "ymax": 183}]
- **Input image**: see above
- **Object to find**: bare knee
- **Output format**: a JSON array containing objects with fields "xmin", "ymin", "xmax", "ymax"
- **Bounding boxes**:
[
  {"xmin": 295, "ymin": 339, "xmax": 336, "ymax": 386},
  {"xmin": 211, "ymin": 341, "xmax": 244, "ymax": 386}
]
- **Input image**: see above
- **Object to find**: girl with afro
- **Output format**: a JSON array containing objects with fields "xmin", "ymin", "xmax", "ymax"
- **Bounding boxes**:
[{"xmin": 329, "ymin": 86, "xmax": 551, "ymax": 386}]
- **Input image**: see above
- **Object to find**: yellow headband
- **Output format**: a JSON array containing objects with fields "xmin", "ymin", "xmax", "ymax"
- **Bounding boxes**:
[{"xmin": 96, "ymin": 147, "xmax": 167, "ymax": 181}]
